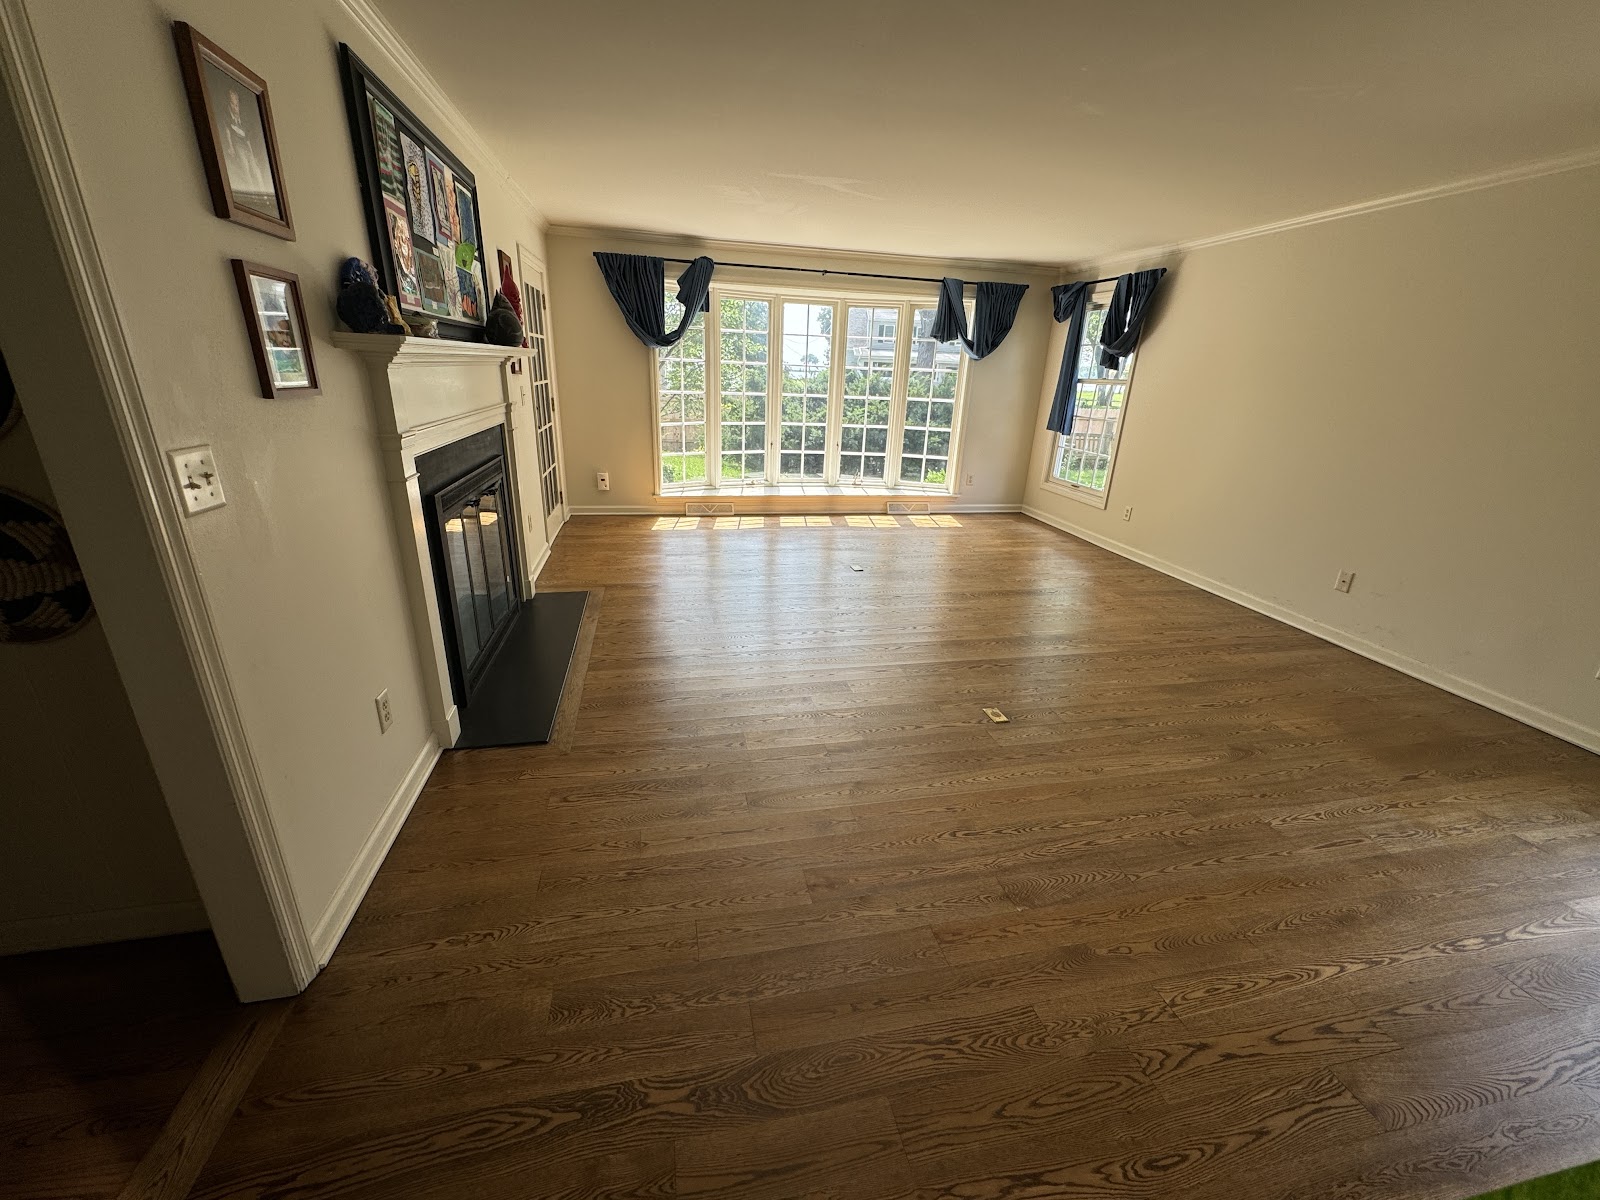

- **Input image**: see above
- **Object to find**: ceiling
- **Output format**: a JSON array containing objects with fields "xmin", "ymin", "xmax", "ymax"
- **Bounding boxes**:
[{"xmin": 372, "ymin": 0, "xmax": 1600, "ymax": 265}]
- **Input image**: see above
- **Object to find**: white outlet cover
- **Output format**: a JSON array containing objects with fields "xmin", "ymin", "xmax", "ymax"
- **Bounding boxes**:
[{"xmin": 168, "ymin": 445, "xmax": 225, "ymax": 515}]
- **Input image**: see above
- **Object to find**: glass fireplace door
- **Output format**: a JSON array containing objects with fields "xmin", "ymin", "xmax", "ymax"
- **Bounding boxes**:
[{"xmin": 434, "ymin": 460, "xmax": 519, "ymax": 698}]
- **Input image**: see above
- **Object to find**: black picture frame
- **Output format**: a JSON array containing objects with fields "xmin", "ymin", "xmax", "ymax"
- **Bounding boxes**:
[{"xmin": 337, "ymin": 44, "xmax": 489, "ymax": 342}]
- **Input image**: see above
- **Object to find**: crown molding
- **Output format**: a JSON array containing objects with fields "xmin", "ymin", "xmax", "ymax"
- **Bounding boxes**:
[
  {"xmin": 336, "ymin": 0, "xmax": 545, "ymax": 231},
  {"xmin": 1065, "ymin": 144, "xmax": 1600, "ymax": 278},
  {"xmin": 544, "ymin": 222, "xmax": 1059, "ymax": 279}
]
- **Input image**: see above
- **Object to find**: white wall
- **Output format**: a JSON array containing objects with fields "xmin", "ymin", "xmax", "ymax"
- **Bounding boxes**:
[
  {"xmin": 1023, "ymin": 165, "xmax": 1600, "ymax": 753},
  {"xmin": 9, "ymin": 0, "xmax": 548, "ymax": 982},
  {"xmin": 0, "ymin": 414, "xmax": 202, "ymax": 954},
  {"xmin": 545, "ymin": 229, "xmax": 1054, "ymax": 512}
]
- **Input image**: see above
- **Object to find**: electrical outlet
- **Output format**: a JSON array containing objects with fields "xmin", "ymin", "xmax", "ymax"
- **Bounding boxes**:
[
  {"xmin": 1334, "ymin": 569, "xmax": 1355, "ymax": 593},
  {"xmin": 965, "ymin": 473, "xmax": 974, "ymax": 487},
  {"xmin": 168, "ymin": 445, "xmax": 225, "ymax": 515},
  {"xmin": 596, "ymin": 470, "xmax": 610, "ymax": 491},
  {"xmin": 374, "ymin": 689, "xmax": 393, "ymax": 733},
  {"xmin": 1122, "ymin": 505, "xmax": 1133, "ymax": 521}
]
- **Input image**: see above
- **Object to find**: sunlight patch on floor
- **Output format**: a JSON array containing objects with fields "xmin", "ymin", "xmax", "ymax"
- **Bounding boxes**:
[{"xmin": 650, "ymin": 515, "xmax": 962, "ymax": 532}]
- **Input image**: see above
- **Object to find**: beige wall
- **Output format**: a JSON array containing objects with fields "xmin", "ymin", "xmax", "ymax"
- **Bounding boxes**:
[
  {"xmin": 545, "ymin": 229, "xmax": 1053, "ymax": 512},
  {"xmin": 16, "ymin": 0, "xmax": 547, "ymax": 965},
  {"xmin": 1023, "ymin": 165, "xmax": 1600, "ymax": 753},
  {"xmin": 0, "ymin": 414, "xmax": 201, "ymax": 953}
]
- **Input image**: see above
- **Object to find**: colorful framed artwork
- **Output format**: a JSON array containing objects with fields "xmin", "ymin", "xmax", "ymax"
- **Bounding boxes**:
[
  {"xmin": 367, "ymin": 94, "xmax": 405, "ymax": 206},
  {"xmin": 231, "ymin": 260, "xmax": 319, "ymax": 398},
  {"xmin": 383, "ymin": 196, "xmax": 421, "ymax": 309},
  {"xmin": 340, "ymin": 45, "xmax": 489, "ymax": 340},
  {"xmin": 456, "ymin": 266, "xmax": 483, "ymax": 322},
  {"xmin": 414, "ymin": 247, "xmax": 451, "ymax": 317},
  {"xmin": 173, "ymin": 22, "xmax": 294, "ymax": 240},
  {"xmin": 400, "ymin": 132, "xmax": 433, "ymax": 243}
]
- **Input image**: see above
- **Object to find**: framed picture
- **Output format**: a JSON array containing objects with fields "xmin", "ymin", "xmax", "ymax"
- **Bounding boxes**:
[
  {"xmin": 231, "ymin": 261, "xmax": 319, "ymax": 398},
  {"xmin": 339, "ymin": 45, "xmax": 489, "ymax": 341},
  {"xmin": 173, "ymin": 22, "xmax": 294, "ymax": 240}
]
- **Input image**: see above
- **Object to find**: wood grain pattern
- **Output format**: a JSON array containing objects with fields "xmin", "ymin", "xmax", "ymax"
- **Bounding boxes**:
[{"xmin": 14, "ymin": 514, "xmax": 1600, "ymax": 1198}]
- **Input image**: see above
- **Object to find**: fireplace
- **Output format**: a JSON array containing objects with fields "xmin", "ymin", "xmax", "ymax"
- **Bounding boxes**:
[{"xmin": 417, "ymin": 426, "xmax": 520, "ymax": 702}]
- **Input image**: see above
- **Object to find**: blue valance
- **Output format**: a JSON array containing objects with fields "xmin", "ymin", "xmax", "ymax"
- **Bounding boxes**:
[
  {"xmin": 930, "ymin": 278, "xmax": 1029, "ymax": 360},
  {"xmin": 1097, "ymin": 268, "xmax": 1166, "ymax": 370},
  {"xmin": 1044, "ymin": 281, "xmax": 1092, "ymax": 435},
  {"xmin": 594, "ymin": 253, "xmax": 714, "ymax": 349}
]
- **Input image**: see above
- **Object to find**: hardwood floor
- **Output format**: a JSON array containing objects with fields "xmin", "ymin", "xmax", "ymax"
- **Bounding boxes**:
[
  {"xmin": 188, "ymin": 514, "xmax": 1600, "ymax": 1197},
  {"xmin": 1, "ymin": 933, "xmax": 237, "ymax": 1200}
]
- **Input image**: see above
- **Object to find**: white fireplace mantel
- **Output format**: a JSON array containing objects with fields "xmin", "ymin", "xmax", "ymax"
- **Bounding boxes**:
[{"xmin": 335, "ymin": 332, "xmax": 535, "ymax": 746}]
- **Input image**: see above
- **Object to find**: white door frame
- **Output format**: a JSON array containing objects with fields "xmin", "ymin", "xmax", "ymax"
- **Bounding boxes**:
[
  {"xmin": 0, "ymin": 5, "xmax": 310, "ymax": 999},
  {"xmin": 517, "ymin": 245, "xmax": 567, "ymax": 545}
]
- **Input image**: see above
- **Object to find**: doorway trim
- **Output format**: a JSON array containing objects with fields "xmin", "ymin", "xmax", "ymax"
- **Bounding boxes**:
[
  {"xmin": 517, "ymin": 243, "xmax": 568, "ymax": 550},
  {"xmin": 0, "ymin": 3, "xmax": 314, "ymax": 998}
]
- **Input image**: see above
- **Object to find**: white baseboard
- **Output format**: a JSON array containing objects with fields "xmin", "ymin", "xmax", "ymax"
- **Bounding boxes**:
[
  {"xmin": 525, "ymin": 537, "xmax": 553, "ymax": 592},
  {"xmin": 1021, "ymin": 505, "xmax": 1600, "ymax": 756},
  {"xmin": 307, "ymin": 736, "xmax": 441, "ymax": 965},
  {"xmin": 0, "ymin": 899, "xmax": 209, "ymax": 956},
  {"xmin": 949, "ymin": 503, "xmax": 1024, "ymax": 513}
]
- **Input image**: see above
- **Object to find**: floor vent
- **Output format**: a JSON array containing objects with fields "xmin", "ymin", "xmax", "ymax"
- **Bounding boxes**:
[
  {"xmin": 685, "ymin": 502, "xmax": 735, "ymax": 516},
  {"xmin": 886, "ymin": 501, "xmax": 932, "ymax": 515}
]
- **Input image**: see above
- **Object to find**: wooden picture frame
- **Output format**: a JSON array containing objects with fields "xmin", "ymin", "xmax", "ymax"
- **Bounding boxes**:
[
  {"xmin": 231, "ymin": 261, "xmax": 319, "ymax": 399},
  {"xmin": 338, "ymin": 44, "xmax": 489, "ymax": 342},
  {"xmin": 174, "ymin": 21, "xmax": 295, "ymax": 240}
]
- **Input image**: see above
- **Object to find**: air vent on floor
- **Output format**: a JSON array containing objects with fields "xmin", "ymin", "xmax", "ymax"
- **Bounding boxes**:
[
  {"xmin": 685, "ymin": 502, "xmax": 735, "ymax": 516},
  {"xmin": 886, "ymin": 501, "xmax": 931, "ymax": 515}
]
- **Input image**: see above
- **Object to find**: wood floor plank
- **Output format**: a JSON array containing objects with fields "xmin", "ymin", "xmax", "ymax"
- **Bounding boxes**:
[{"xmin": 22, "ymin": 515, "xmax": 1600, "ymax": 1200}]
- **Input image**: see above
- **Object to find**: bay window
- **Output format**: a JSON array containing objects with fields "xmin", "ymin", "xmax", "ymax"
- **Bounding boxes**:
[{"xmin": 652, "ymin": 284, "xmax": 968, "ymax": 492}]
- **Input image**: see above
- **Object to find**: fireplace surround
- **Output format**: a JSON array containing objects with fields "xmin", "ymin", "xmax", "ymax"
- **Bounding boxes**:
[{"xmin": 333, "ymin": 332, "xmax": 535, "ymax": 746}]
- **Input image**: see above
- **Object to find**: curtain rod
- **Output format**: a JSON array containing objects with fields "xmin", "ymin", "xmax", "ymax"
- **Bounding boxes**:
[{"xmin": 662, "ymin": 257, "xmax": 1125, "ymax": 288}]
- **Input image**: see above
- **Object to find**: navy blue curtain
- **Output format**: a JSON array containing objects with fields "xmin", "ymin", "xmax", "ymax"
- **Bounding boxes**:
[
  {"xmin": 594, "ymin": 253, "xmax": 715, "ymax": 349},
  {"xmin": 930, "ymin": 278, "xmax": 1029, "ymax": 360},
  {"xmin": 1044, "ymin": 281, "xmax": 1091, "ymax": 435},
  {"xmin": 1096, "ymin": 268, "xmax": 1166, "ymax": 369}
]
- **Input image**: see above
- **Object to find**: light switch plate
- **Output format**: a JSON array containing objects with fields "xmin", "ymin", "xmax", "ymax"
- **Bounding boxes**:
[{"xmin": 169, "ymin": 445, "xmax": 225, "ymax": 515}]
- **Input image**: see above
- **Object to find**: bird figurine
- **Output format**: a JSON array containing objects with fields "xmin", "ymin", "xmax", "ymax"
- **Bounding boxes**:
[
  {"xmin": 336, "ymin": 257, "xmax": 405, "ymax": 334},
  {"xmin": 485, "ymin": 290, "xmax": 524, "ymax": 346}
]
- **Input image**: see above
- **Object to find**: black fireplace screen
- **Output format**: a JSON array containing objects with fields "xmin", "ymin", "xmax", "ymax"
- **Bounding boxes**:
[{"xmin": 430, "ymin": 458, "xmax": 519, "ymax": 699}]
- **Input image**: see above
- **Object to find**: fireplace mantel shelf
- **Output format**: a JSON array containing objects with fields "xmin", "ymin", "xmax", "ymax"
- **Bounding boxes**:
[{"xmin": 330, "ymin": 331, "xmax": 530, "ymax": 368}]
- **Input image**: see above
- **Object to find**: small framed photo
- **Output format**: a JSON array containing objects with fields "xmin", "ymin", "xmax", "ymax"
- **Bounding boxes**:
[
  {"xmin": 174, "ymin": 22, "xmax": 294, "ymax": 240},
  {"xmin": 231, "ymin": 261, "xmax": 319, "ymax": 398}
]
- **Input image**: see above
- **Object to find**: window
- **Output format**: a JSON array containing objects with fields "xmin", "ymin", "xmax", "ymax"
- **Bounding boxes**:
[
  {"xmin": 656, "ymin": 292, "xmax": 707, "ymax": 486},
  {"xmin": 652, "ymin": 283, "xmax": 968, "ymax": 491},
  {"xmin": 717, "ymin": 298, "xmax": 769, "ymax": 483},
  {"xmin": 1046, "ymin": 289, "xmax": 1138, "ymax": 505}
]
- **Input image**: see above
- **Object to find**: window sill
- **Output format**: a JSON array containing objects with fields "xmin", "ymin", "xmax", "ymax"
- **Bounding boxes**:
[
  {"xmin": 1039, "ymin": 478, "xmax": 1110, "ymax": 510},
  {"xmin": 660, "ymin": 481, "xmax": 956, "ymax": 500}
]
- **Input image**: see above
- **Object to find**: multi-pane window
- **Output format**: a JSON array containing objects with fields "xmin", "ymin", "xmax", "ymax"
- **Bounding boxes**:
[
  {"xmin": 653, "ymin": 284, "xmax": 968, "ymax": 491},
  {"xmin": 901, "ymin": 307, "xmax": 958, "ymax": 485},
  {"xmin": 840, "ymin": 305, "xmax": 897, "ymax": 481},
  {"xmin": 1048, "ymin": 296, "xmax": 1137, "ymax": 500},
  {"xmin": 656, "ymin": 293, "xmax": 707, "ymax": 486},
  {"xmin": 779, "ymin": 302, "xmax": 833, "ymax": 480},
  {"xmin": 717, "ymin": 297, "xmax": 769, "ymax": 482}
]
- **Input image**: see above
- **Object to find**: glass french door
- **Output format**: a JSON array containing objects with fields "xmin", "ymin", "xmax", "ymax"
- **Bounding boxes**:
[{"xmin": 521, "ymin": 261, "xmax": 565, "ymax": 544}]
